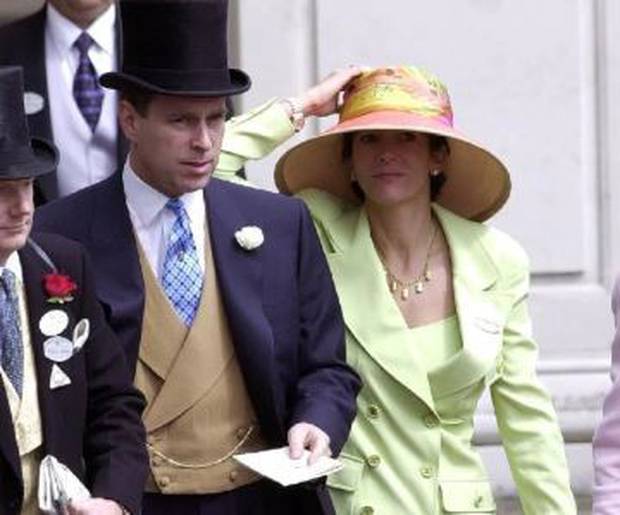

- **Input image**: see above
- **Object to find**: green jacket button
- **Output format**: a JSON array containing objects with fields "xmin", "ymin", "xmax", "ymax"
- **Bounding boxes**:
[
  {"xmin": 367, "ymin": 405, "xmax": 380, "ymax": 419},
  {"xmin": 424, "ymin": 414, "xmax": 437, "ymax": 428},
  {"xmin": 420, "ymin": 466, "xmax": 433, "ymax": 478},
  {"xmin": 366, "ymin": 454, "xmax": 381, "ymax": 468}
]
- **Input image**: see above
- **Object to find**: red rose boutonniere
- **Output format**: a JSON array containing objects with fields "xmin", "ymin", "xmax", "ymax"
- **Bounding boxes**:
[{"xmin": 43, "ymin": 273, "xmax": 77, "ymax": 304}]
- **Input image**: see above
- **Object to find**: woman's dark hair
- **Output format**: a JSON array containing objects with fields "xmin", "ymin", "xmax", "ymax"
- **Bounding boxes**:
[{"xmin": 341, "ymin": 132, "xmax": 449, "ymax": 201}]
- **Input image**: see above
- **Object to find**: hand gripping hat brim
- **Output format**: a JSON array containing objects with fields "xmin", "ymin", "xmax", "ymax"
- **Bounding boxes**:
[
  {"xmin": 100, "ymin": 0, "xmax": 251, "ymax": 96},
  {"xmin": 275, "ymin": 67, "xmax": 510, "ymax": 222},
  {"xmin": 0, "ymin": 66, "xmax": 58, "ymax": 179}
]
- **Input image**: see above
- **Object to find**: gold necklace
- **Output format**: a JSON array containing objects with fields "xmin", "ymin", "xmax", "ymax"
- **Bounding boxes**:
[{"xmin": 376, "ymin": 223, "xmax": 438, "ymax": 301}]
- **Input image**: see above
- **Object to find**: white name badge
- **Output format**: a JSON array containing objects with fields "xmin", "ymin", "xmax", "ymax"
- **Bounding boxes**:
[
  {"xmin": 44, "ymin": 336, "xmax": 74, "ymax": 363},
  {"xmin": 39, "ymin": 310, "xmax": 69, "ymax": 337},
  {"xmin": 23, "ymin": 91, "xmax": 45, "ymax": 115}
]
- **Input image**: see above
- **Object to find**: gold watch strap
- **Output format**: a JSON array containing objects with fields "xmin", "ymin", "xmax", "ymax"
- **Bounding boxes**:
[{"xmin": 281, "ymin": 97, "xmax": 305, "ymax": 132}]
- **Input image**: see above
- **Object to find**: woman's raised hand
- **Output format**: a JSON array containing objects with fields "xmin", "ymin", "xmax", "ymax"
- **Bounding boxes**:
[{"xmin": 298, "ymin": 66, "xmax": 364, "ymax": 118}]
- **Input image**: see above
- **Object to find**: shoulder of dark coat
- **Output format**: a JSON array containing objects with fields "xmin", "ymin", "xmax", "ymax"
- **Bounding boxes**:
[
  {"xmin": 210, "ymin": 178, "xmax": 305, "ymax": 216},
  {"xmin": 34, "ymin": 174, "xmax": 116, "ymax": 231},
  {"xmin": 0, "ymin": 8, "xmax": 46, "ymax": 52},
  {"xmin": 27, "ymin": 232, "xmax": 85, "ymax": 265}
]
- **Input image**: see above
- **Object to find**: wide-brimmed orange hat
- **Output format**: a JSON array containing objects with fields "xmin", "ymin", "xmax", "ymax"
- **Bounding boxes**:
[{"xmin": 274, "ymin": 66, "xmax": 510, "ymax": 221}]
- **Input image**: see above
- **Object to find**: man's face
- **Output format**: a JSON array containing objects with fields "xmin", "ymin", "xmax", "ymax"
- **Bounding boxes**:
[
  {"xmin": 0, "ymin": 179, "xmax": 34, "ymax": 265},
  {"xmin": 48, "ymin": 0, "xmax": 113, "ymax": 28},
  {"xmin": 120, "ymin": 94, "xmax": 227, "ymax": 198}
]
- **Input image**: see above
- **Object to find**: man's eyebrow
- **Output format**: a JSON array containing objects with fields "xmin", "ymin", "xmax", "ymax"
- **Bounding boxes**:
[{"xmin": 213, "ymin": 106, "xmax": 228, "ymax": 118}]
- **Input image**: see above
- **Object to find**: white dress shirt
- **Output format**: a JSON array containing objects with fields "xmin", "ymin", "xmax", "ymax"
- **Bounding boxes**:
[
  {"xmin": 45, "ymin": 3, "xmax": 118, "ymax": 198},
  {"xmin": 122, "ymin": 161, "xmax": 207, "ymax": 281}
]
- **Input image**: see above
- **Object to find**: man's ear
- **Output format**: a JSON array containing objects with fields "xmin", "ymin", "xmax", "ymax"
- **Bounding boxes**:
[{"xmin": 118, "ymin": 100, "xmax": 140, "ymax": 143}]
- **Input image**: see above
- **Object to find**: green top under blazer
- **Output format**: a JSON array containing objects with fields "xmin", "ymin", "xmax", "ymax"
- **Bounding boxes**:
[{"xmin": 215, "ymin": 101, "xmax": 577, "ymax": 514}]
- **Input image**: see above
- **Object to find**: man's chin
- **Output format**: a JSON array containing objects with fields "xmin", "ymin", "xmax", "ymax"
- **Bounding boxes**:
[
  {"xmin": 169, "ymin": 175, "xmax": 212, "ymax": 197},
  {"xmin": 0, "ymin": 232, "xmax": 30, "ymax": 256}
]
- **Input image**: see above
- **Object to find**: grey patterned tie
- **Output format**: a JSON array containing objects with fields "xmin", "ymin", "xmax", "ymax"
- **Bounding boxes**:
[{"xmin": 0, "ymin": 269, "xmax": 23, "ymax": 397}]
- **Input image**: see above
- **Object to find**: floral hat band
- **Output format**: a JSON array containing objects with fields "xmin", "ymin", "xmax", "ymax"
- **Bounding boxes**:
[
  {"xmin": 275, "ymin": 65, "xmax": 511, "ymax": 222},
  {"xmin": 339, "ymin": 67, "xmax": 454, "ymax": 127}
]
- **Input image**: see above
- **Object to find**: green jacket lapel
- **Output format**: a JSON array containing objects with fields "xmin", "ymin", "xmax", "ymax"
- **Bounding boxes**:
[
  {"xmin": 326, "ymin": 207, "xmax": 437, "ymax": 414},
  {"xmin": 428, "ymin": 205, "xmax": 504, "ymax": 399}
]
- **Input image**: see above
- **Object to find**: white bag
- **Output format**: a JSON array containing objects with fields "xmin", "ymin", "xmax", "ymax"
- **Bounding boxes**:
[{"xmin": 38, "ymin": 455, "xmax": 90, "ymax": 514}]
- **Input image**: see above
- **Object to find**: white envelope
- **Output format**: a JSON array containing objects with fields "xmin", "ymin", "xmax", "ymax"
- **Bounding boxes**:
[{"xmin": 234, "ymin": 446, "xmax": 343, "ymax": 487}]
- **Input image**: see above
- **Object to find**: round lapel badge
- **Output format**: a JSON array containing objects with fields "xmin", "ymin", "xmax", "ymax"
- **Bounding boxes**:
[
  {"xmin": 43, "ymin": 336, "xmax": 74, "ymax": 363},
  {"xmin": 39, "ymin": 309, "xmax": 69, "ymax": 337},
  {"xmin": 23, "ymin": 91, "xmax": 45, "ymax": 115}
]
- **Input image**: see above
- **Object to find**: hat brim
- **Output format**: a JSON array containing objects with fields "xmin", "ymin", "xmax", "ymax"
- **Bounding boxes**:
[
  {"xmin": 99, "ymin": 68, "xmax": 251, "ymax": 97},
  {"xmin": 275, "ymin": 110, "xmax": 510, "ymax": 222},
  {"xmin": 0, "ymin": 138, "xmax": 58, "ymax": 180}
]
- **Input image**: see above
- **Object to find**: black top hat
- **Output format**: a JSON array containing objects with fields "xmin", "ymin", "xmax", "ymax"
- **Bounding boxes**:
[
  {"xmin": 0, "ymin": 67, "xmax": 58, "ymax": 180},
  {"xmin": 100, "ymin": 0, "xmax": 251, "ymax": 96}
]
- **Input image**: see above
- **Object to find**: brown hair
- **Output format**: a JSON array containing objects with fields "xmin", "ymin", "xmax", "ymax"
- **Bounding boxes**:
[{"xmin": 120, "ymin": 87, "xmax": 154, "ymax": 117}]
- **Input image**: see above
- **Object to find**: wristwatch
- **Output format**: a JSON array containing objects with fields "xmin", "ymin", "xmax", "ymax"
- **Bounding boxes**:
[{"xmin": 282, "ymin": 97, "xmax": 305, "ymax": 132}]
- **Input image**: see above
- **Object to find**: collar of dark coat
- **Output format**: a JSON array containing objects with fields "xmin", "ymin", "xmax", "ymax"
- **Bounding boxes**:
[
  {"xmin": 0, "ymin": 239, "xmax": 63, "ymax": 487},
  {"xmin": 0, "ymin": 238, "xmax": 58, "ymax": 494},
  {"xmin": 205, "ymin": 179, "xmax": 283, "ymax": 440}
]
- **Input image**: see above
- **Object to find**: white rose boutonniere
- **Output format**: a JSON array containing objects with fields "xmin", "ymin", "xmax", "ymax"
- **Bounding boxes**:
[{"xmin": 234, "ymin": 226, "xmax": 264, "ymax": 251}]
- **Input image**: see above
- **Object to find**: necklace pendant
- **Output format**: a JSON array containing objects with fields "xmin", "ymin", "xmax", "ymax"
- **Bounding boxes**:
[
  {"xmin": 424, "ymin": 269, "xmax": 432, "ymax": 282},
  {"xmin": 401, "ymin": 287, "xmax": 409, "ymax": 301},
  {"xmin": 389, "ymin": 279, "xmax": 398, "ymax": 293},
  {"xmin": 414, "ymin": 281, "xmax": 424, "ymax": 294}
]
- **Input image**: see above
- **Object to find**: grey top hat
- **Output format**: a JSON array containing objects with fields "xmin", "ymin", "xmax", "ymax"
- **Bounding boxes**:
[
  {"xmin": 0, "ymin": 66, "xmax": 58, "ymax": 180},
  {"xmin": 100, "ymin": 0, "xmax": 251, "ymax": 96}
]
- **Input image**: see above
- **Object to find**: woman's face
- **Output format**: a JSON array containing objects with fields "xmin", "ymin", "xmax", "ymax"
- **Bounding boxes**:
[{"xmin": 351, "ymin": 130, "xmax": 442, "ymax": 208}]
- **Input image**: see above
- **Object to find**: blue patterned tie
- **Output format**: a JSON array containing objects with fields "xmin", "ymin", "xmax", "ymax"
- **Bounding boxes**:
[
  {"xmin": 162, "ymin": 199, "xmax": 203, "ymax": 326},
  {"xmin": 0, "ymin": 269, "xmax": 23, "ymax": 397},
  {"xmin": 73, "ymin": 32, "xmax": 104, "ymax": 132}
]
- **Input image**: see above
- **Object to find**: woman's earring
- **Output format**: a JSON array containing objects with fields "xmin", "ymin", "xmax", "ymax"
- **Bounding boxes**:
[
  {"xmin": 430, "ymin": 169, "xmax": 441, "ymax": 177},
  {"xmin": 350, "ymin": 169, "xmax": 357, "ymax": 183}
]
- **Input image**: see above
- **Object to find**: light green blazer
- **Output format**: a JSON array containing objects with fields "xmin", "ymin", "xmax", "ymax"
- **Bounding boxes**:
[
  {"xmin": 215, "ymin": 101, "xmax": 576, "ymax": 514},
  {"xmin": 295, "ymin": 189, "xmax": 576, "ymax": 515}
]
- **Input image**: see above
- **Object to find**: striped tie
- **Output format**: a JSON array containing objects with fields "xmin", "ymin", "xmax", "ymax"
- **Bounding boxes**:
[{"xmin": 73, "ymin": 32, "xmax": 104, "ymax": 132}]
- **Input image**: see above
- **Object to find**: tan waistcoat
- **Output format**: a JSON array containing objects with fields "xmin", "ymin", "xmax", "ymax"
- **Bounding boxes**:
[{"xmin": 134, "ymin": 231, "xmax": 267, "ymax": 494}]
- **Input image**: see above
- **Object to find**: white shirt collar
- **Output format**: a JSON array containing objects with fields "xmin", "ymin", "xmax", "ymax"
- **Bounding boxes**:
[
  {"xmin": 46, "ymin": 2, "xmax": 116, "ymax": 56},
  {"xmin": 122, "ymin": 159, "xmax": 207, "ymax": 278},
  {"xmin": 122, "ymin": 159, "xmax": 205, "ymax": 229}
]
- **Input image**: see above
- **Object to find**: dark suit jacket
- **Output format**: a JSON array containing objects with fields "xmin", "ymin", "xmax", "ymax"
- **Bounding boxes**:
[
  {"xmin": 0, "ymin": 233, "xmax": 147, "ymax": 515},
  {"xmin": 0, "ymin": 7, "xmax": 127, "ymax": 205},
  {"xmin": 35, "ymin": 174, "xmax": 361, "ymax": 514}
]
